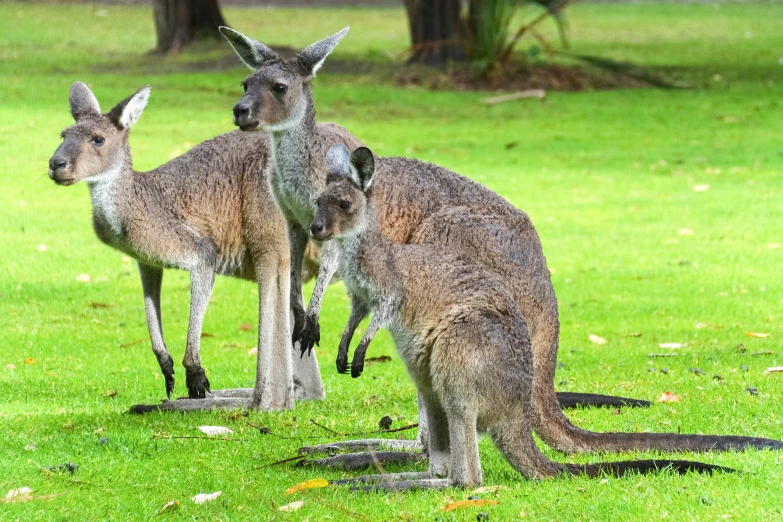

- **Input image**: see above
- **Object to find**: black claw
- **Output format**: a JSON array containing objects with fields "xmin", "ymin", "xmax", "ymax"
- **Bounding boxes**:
[
  {"xmin": 185, "ymin": 368, "xmax": 210, "ymax": 399},
  {"xmin": 351, "ymin": 363, "xmax": 363, "ymax": 378}
]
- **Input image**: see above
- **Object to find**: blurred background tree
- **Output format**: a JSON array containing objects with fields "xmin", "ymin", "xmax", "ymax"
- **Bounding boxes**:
[{"xmin": 153, "ymin": 0, "xmax": 227, "ymax": 53}]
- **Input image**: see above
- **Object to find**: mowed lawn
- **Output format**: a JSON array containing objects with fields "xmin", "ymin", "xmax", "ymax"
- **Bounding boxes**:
[{"xmin": 1, "ymin": 2, "xmax": 782, "ymax": 520}]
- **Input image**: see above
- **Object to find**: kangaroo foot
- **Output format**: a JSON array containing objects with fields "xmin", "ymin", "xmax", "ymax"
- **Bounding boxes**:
[
  {"xmin": 185, "ymin": 368, "xmax": 211, "ymax": 399},
  {"xmin": 157, "ymin": 354, "xmax": 176, "ymax": 399},
  {"xmin": 127, "ymin": 389, "xmax": 255, "ymax": 414},
  {"xmin": 347, "ymin": 478, "xmax": 450, "ymax": 492},
  {"xmin": 331, "ymin": 471, "xmax": 435, "ymax": 486},
  {"xmin": 298, "ymin": 451, "xmax": 426, "ymax": 471},
  {"xmin": 556, "ymin": 392, "xmax": 651, "ymax": 409}
]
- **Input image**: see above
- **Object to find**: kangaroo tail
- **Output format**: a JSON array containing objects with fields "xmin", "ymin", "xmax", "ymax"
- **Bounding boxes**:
[
  {"xmin": 555, "ymin": 392, "xmax": 651, "ymax": 409},
  {"xmin": 566, "ymin": 459, "xmax": 735, "ymax": 478}
]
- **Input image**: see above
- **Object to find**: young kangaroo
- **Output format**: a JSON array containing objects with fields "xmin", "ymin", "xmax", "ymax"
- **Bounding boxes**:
[
  {"xmin": 48, "ymin": 82, "xmax": 324, "ymax": 411},
  {"xmin": 312, "ymin": 145, "xmax": 736, "ymax": 490},
  {"xmin": 221, "ymin": 27, "xmax": 782, "ymax": 465}
]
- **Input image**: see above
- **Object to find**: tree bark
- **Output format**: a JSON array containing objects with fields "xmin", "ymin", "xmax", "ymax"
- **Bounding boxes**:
[
  {"xmin": 404, "ymin": 0, "xmax": 465, "ymax": 66},
  {"xmin": 153, "ymin": 0, "xmax": 228, "ymax": 54}
]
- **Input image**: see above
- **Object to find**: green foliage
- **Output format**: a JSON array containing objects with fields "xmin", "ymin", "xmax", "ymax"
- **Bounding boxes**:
[{"xmin": 1, "ymin": 2, "xmax": 783, "ymax": 520}]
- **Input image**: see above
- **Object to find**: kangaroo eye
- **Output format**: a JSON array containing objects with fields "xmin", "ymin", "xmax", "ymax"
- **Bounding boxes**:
[
  {"xmin": 272, "ymin": 83, "xmax": 288, "ymax": 95},
  {"xmin": 91, "ymin": 136, "xmax": 105, "ymax": 146},
  {"xmin": 241, "ymin": 82, "xmax": 247, "ymax": 93},
  {"xmin": 339, "ymin": 201, "xmax": 351, "ymax": 211}
]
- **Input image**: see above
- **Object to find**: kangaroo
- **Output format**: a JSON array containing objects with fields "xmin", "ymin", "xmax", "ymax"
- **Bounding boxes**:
[
  {"xmin": 48, "ymin": 82, "xmax": 325, "ymax": 411},
  {"xmin": 311, "ymin": 145, "xmax": 740, "ymax": 490},
  {"xmin": 219, "ymin": 28, "xmax": 782, "ymax": 466}
]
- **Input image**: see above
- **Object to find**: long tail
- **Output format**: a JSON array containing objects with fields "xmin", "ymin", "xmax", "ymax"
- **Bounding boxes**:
[
  {"xmin": 555, "ymin": 392, "xmax": 651, "ymax": 409},
  {"xmin": 566, "ymin": 459, "xmax": 734, "ymax": 478}
]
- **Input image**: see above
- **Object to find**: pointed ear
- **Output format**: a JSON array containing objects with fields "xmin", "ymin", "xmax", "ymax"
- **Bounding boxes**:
[
  {"xmin": 296, "ymin": 27, "xmax": 349, "ymax": 76},
  {"xmin": 325, "ymin": 143, "xmax": 351, "ymax": 177},
  {"xmin": 349, "ymin": 147, "xmax": 375, "ymax": 191},
  {"xmin": 220, "ymin": 26, "xmax": 278, "ymax": 69},
  {"xmin": 69, "ymin": 82, "xmax": 101, "ymax": 121},
  {"xmin": 107, "ymin": 86, "xmax": 151, "ymax": 130}
]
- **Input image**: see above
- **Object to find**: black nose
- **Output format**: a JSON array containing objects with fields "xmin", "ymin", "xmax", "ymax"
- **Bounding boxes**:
[
  {"xmin": 49, "ymin": 156, "xmax": 67, "ymax": 171},
  {"xmin": 233, "ymin": 103, "xmax": 250, "ymax": 123},
  {"xmin": 310, "ymin": 222, "xmax": 324, "ymax": 236}
]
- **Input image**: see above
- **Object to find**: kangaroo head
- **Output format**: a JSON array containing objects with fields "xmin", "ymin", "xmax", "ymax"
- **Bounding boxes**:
[
  {"xmin": 220, "ymin": 26, "xmax": 349, "ymax": 132},
  {"xmin": 49, "ymin": 82, "xmax": 149, "ymax": 186},
  {"xmin": 311, "ymin": 144, "xmax": 375, "ymax": 241}
]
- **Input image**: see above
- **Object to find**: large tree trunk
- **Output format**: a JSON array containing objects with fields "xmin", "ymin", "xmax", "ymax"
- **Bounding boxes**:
[
  {"xmin": 404, "ymin": 0, "xmax": 465, "ymax": 66},
  {"xmin": 153, "ymin": 0, "xmax": 227, "ymax": 54}
]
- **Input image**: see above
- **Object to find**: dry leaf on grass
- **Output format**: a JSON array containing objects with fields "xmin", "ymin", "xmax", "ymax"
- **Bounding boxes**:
[
  {"xmin": 366, "ymin": 355, "xmax": 392, "ymax": 365},
  {"xmin": 657, "ymin": 391, "xmax": 681, "ymax": 403},
  {"xmin": 155, "ymin": 500, "xmax": 179, "ymax": 515},
  {"xmin": 238, "ymin": 323, "xmax": 253, "ymax": 331},
  {"xmin": 443, "ymin": 499, "xmax": 499, "ymax": 511},
  {"xmin": 763, "ymin": 366, "xmax": 783, "ymax": 375},
  {"xmin": 90, "ymin": 302, "xmax": 113, "ymax": 309},
  {"xmin": 472, "ymin": 485, "xmax": 509, "ymax": 494},
  {"xmin": 197, "ymin": 426, "xmax": 233, "ymax": 436},
  {"xmin": 658, "ymin": 343, "xmax": 684, "ymax": 349},
  {"xmin": 200, "ymin": 332, "xmax": 215, "ymax": 339},
  {"xmin": 191, "ymin": 491, "xmax": 221, "ymax": 505},
  {"xmin": 285, "ymin": 478, "xmax": 328, "ymax": 495},
  {"xmin": 75, "ymin": 274, "xmax": 90, "ymax": 283},
  {"xmin": 248, "ymin": 347, "xmax": 258, "ymax": 356},
  {"xmin": 6, "ymin": 487, "xmax": 32, "ymax": 499},
  {"xmin": 119, "ymin": 339, "xmax": 144, "ymax": 348},
  {"xmin": 692, "ymin": 184, "xmax": 710, "ymax": 192},
  {"xmin": 24, "ymin": 358, "xmax": 36, "ymax": 364},
  {"xmin": 5, "ymin": 364, "xmax": 16, "ymax": 370},
  {"xmin": 589, "ymin": 334, "xmax": 607, "ymax": 345},
  {"xmin": 746, "ymin": 332, "xmax": 769, "ymax": 338},
  {"xmin": 279, "ymin": 500, "xmax": 304, "ymax": 512}
]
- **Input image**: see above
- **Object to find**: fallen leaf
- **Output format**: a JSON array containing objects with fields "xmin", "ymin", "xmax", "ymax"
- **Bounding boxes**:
[
  {"xmin": 75, "ymin": 274, "xmax": 90, "ymax": 283},
  {"xmin": 200, "ymin": 332, "xmax": 215, "ymax": 339},
  {"xmin": 90, "ymin": 302, "xmax": 113, "ymax": 309},
  {"xmin": 625, "ymin": 332, "xmax": 642, "ymax": 337},
  {"xmin": 102, "ymin": 390, "xmax": 118, "ymax": 398},
  {"xmin": 248, "ymin": 347, "xmax": 258, "ymax": 356},
  {"xmin": 4, "ymin": 364, "xmax": 15, "ymax": 370},
  {"xmin": 589, "ymin": 334, "xmax": 607, "ymax": 345},
  {"xmin": 197, "ymin": 426, "xmax": 233, "ymax": 436},
  {"xmin": 238, "ymin": 323, "xmax": 253, "ymax": 331},
  {"xmin": 155, "ymin": 500, "xmax": 179, "ymax": 515},
  {"xmin": 279, "ymin": 500, "xmax": 304, "ymax": 512},
  {"xmin": 472, "ymin": 485, "xmax": 509, "ymax": 494},
  {"xmin": 763, "ymin": 366, "xmax": 783, "ymax": 375},
  {"xmin": 37, "ymin": 244, "xmax": 47, "ymax": 252},
  {"xmin": 692, "ymin": 184, "xmax": 710, "ymax": 192},
  {"xmin": 24, "ymin": 358, "xmax": 36, "ymax": 365},
  {"xmin": 191, "ymin": 491, "xmax": 221, "ymax": 505},
  {"xmin": 286, "ymin": 478, "xmax": 329, "ymax": 495},
  {"xmin": 6, "ymin": 487, "xmax": 32, "ymax": 499},
  {"xmin": 746, "ymin": 332, "xmax": 769, "ymax": 338},
  {"xmin": 24, "ymin": 444, "xmax": 36, "ymax": 451},
  {"xmin": 119, "ymin": 339, "xmax": 144, "ymax": 348},
  {"xmin": 657, "ymin": 391, "xmax": 681, "ymax": 403},
  {"xmin": 752, "ymin": 351, "xmax": 773, "ymax": 356},
  {"xmin": 443, "ymin": 499, "xmax": 499, "ymax": 511},
  {"xmin": 366, "ymin": 355, "xmax": 392, "ymax": 365},
  {"xmin": 658, "ymin": 343, "xmax": 684, "ymax": 349}
]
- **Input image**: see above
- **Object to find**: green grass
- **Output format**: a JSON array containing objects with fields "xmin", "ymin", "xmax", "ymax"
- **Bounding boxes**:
[{"xmin": 2, "ymin": 1, "xmax": 783, "ymax": 520}]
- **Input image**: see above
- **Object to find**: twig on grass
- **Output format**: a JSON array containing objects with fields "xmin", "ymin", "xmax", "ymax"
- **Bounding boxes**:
[
  {"xmin": 247, "ymin": 421, "xmax": 290, "ymax": 439},
  {"xmin": 152, "ymin": 434, "xmax": 242, "ymax": 442},
  {"xmin": 253, "ymin": 454, "xmax": 308, "ymax": 469},
  {"xmin": 309, "ymin": 419, "xmax": 419, "ymax": 438}
]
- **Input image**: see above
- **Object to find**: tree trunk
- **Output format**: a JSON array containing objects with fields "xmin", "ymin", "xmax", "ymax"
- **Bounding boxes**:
[
  {"xmin": 153, "ymin": 0, "xmax": 227, "ymax": 54},
  {"xmin": 404, "ymin": 0, "xmax": 465, "ymax": 66}
]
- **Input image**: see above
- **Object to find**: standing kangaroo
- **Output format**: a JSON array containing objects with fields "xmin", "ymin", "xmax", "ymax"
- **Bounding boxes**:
[
  {"xmin": 48, "ymin": 82, "xmax": 324, "ymax": 411},
  {"xmin": 311, "ymin": 145, "xmax": 740, "ymax": 490},
  {"xmin": 220, "ymin": 28, "xmax": 781, "ymax": 463}
]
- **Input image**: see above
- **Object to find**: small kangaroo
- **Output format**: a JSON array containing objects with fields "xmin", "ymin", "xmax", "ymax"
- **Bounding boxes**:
[
  {"xmin": 221, "ymin": 27, "xmax": 782, "ymax": 464},
  {"xmin": 48, "ymin": 82, "xmax": 324, "ymax": 410},
  {"xmin": 311, "ymin": 145, "xmax": 739, "ymax": 489}
]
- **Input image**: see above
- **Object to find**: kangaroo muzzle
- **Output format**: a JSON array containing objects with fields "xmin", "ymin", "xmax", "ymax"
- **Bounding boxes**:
[{"xmin": 232, "ymin": 100, "xmax": 259, "ymax": 131}]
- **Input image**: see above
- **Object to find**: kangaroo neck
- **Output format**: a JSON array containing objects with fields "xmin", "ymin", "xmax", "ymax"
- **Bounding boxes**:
[
  {"xmin": 268, "ymin": 84, "xmax": 320, "ymax": 217},
  {"xmin": 340, "ymin": 202, "xmax": 398, "ymax": 295},
  {"xmin": 87, "ymin": 145, "xmax": 132, "ymax": 237}
]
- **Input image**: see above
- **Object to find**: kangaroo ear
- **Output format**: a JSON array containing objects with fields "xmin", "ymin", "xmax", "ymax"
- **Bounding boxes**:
[
  {"xmin": 69, "ymin": 82, "xmax": 101, "ymax": 121},
  {"xmin": 107, "ymin": 86, "xmax": 151, "ymax": 130},
  {"xmin": 325, "ymin": 143, "xmax": 351, "ymax": 177},
  {"xmin": 296, "ymin": 27, "xmax": 349, "ymax": 77},
  {"xmin": 349, "ymin": 147, "xmax": 375, "ymax": 191},
  {"xmin": 220, "ymin": 27, "xmax": 278, "ymax": 69}
]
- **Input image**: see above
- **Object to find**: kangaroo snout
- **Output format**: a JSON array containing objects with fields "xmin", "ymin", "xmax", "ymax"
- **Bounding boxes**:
[
  {"xmin": 233, "ymin": 102, "xmax": 258, "ymax": 131},
  {"xmin": 48, "ymin": 155, "xmax": 74, "ymax": 185},
  {"xmin": 49, "ymin": 156, "xmax": 67, "ymax": 172}
]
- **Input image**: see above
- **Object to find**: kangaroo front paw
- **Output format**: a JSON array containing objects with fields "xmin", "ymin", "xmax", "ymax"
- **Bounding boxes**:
[
  {"xmin": 157, "ymin": 354, "xmax": 176, "ymax": 398},
  {"xmin": 185, "ymin": 368, "xmax": 211, "ymax": 399},
  {"xmin": 350, "ymin": 356, "xmax": 365, "ymax": 378},
  {"xmin": 336, "ymin": 350, "xmax": 349, "ymax": 374},
  {"xmin": 298, "ymin": 316, "xmax": 320, "ymax": 358},
  {"xmin": 291, "ymin": 305, "xmax": 306, "ymax": 347}
]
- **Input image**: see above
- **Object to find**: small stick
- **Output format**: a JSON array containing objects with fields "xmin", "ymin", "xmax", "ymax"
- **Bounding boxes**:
[
  {"xmin": 309, "ymin": 419, "xmax": 419, "ymax": 438},
  {"xmin": 648, "ymin": 354, "xmax": 678, "ymax": 358},
  {"xmin": 247, "ymin": 422, "xmax": 289, "ymax": 439},
  {"xmin": 152, "ymin": 435, "xmax": 242, "ymax": 442},
  {"xmin": 253, "ymin": 455, "xmax": 308, "ymax": 469}
]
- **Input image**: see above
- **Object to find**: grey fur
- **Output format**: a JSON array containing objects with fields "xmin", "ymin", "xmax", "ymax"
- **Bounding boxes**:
[
  {"xmin": 296, "ymin": 26, "xmax": 350, "ymax": 76},
  {"xmin": 219, "ymin": 27, "xmax": 279, "ymax": 69},
  {"xmin": 49, "ymin": 82, "xmax": 325, "ymax": 410},
  {"xmin": 223, "ymin": 31, "xmax": 783, "ymax": 460}
]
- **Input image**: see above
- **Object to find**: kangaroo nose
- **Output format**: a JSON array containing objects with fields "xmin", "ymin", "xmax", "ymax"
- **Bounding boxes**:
[
  {"xmin": 49, "ymin": 156, "xmax": 67, "ymax": 171},
  {"xmin": 233, "ymin": 103, "xmax": 250, "ymax": 122},
  {"xmin": 310, "ymin": 222, "xmax": 324, "ymax": 236}
]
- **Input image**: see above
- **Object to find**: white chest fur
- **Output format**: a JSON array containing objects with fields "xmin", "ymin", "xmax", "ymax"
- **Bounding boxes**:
[{"xmin": 87, "ymin": 162, "xmax": 123, "ymax": 236}]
